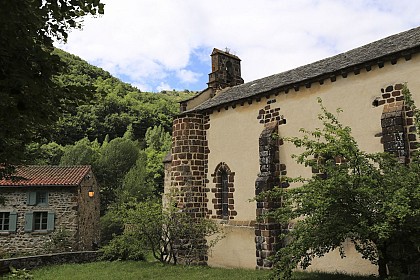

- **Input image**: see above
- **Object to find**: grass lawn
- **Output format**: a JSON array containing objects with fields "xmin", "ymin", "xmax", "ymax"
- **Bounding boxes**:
[{"xmin": 27, "ymin": 260, "xmax": 378, "ymax": 280}]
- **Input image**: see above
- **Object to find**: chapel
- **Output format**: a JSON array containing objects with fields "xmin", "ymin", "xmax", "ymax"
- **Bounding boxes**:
[{"xmin": 164, "ymin": 27, "xmax": 420, "ymax": 274}]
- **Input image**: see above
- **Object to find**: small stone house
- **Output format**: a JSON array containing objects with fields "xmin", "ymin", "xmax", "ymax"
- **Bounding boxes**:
[
  {"xmin": 164, "ymin": 26, "xmax": 420, "ymax": 275},
  {"xmin": 0, "ymin": 165, "xmax": 100, "ymax": 256}
]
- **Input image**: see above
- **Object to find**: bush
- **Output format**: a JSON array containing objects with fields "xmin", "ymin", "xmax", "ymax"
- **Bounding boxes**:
[
  {"xmin": 121, "ymin": 199, "xmax": 223, "ymax": 265},
  {"xmin": 43, "ymin": 228, "xmax": 73, "ymax": 253},
  {"xmin": 100, "ymin": 234, "xmax": 146, "ymax": 261},
  {"xmin": 5, "ymin": 267, "xmax": 33, "ymax": 279},
  {"xmin": 100, "ymin": 210, "xmax": 124, "ymax": 246}
]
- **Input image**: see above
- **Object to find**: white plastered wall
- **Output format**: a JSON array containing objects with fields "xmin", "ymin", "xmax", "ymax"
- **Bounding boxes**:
[{"xmin": 205, "ymin": 54, "xmax": 420, "ymax": 273}]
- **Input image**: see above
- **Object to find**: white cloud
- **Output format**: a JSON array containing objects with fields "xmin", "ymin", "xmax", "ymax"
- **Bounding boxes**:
[
  {"xmin": 176, "ymin": 69, "xmax": 202, "ymax": 84},
  {"xmin": 156, "ymin": 82, "xmax": 172, "ymax": 92},
  {"xmin": 56, "ymin": 0, "xmax": 420, "ymax": 91},
  {"xmin": 131, "ymin": 82, "xmax": 151, "ymax": 92}
]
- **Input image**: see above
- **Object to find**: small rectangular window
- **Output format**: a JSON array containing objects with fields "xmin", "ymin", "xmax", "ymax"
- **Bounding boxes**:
[
  {"xmin": 0, "ymin": 212, "xmax": 10, "ymax": 231},
  {"xmin": 0, "ymin": 211, "xmax": 17, "ymax": 233},
  {"xmin": 36, "ymin": 192, "xmax": 48, "ymax": 205},
  {"xmin": 27, "ymin": 191, "xmax": 48, "ymax": 206},
  {"xmin": 34, "ymin": 212, "xmax": 48, "ymax": 231},
  {"xmin": 25, "ymin": 211, "xmax": 54, "ymax": 232}
]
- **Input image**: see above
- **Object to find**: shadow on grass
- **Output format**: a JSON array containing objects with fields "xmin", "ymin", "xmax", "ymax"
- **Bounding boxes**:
[{"xmin": 292, "ymin": 271, "xmax": 376, "ymax": 280}]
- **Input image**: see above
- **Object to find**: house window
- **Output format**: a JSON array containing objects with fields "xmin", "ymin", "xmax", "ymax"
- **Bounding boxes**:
[
  {"xmin": 211, "ymin": 162, "xmax": 237, "ymax": 220},
  {"xmin": 0, "ymin": 212, "xmax": 9, "ymax": 231},
  {"xmin": 0, "ymin": 211, "xmax": 17, "ymax": 233},
  {"xmin": 34, "ymin": 212, "xmax": 48, "ymax": 231},
  {"xmin": 27, "ymin": 191, "xmax": 48, "ymax": 206},
  {"xmin": 25, "ymin": 211, "xmax": 55, "ymax": 232},
  {"xmin": 37, "ymin": 192, "xmax": 47, "ymax": 204}
]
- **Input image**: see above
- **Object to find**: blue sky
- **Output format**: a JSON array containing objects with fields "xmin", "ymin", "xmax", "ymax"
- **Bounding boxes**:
[{"xmin": 57, "ymin": 0, "xmax": 420, "ymax": 92}]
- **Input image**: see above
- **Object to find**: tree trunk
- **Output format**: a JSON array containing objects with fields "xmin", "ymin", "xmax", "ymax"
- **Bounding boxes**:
[
  {"xmin": 378, "ymin": 256, "xmax": 388, "ymax": 279},
  {"xmin": 377, "ymin": 244, "xmax": 389, "ymax": 280}
]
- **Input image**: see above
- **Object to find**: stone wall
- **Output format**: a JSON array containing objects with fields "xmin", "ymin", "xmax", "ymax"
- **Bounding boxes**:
[
  {"xmin": 255, "ymin": 122, "xmax": 281, "ymax": 269},
  {"xmin": 170, "ymin": 113, "xmax": 209, "ymax": 264},
  {"xmin": 254, "ymin": 98, "xmax": 288, "ymax": 269},
  {"xmin": 209, "ymin": 162, "xmax": 237, "ymax": 220},
  {"xmin": 0, "ymin": 186, "xmax": 79, "ymax": 255},
  {"xmin": 378, "ymin": 84, "xmax": 418, "ymax": 162},
  {"xmin": 0, "ymin": 251, "xmax": 101, "ymax": 274},
  {"xmin": 0, "ymin": 174, "xmax": 100, "ymax": 255},
  {"xmin": 171, "ymin": 113, "xmax": 209, "ymax": 219},
  {"xmin": 76, "ymin": 171, "xmax": 101, "ymax": 250},
  {"xmin": 208, "ymin": 49, "xmax": 244, "ymax": 90}
]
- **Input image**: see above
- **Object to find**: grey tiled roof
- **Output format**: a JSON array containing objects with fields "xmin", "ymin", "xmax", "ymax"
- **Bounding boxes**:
[{"xmin": 190, "ymin": 27, "xmax": 420, "ymax": 112}]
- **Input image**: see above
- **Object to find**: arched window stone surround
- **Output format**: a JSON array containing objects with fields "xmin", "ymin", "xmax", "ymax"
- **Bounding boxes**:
[
  {"xmin": 210, "ymin": 162, "xmax": 236, "ymax": 220},
  {"xmin": 376, "ymin": 84, "xmax": 418, "ymax": 163},
  {"xmin": 255, "ymin": 100, "xmax": 287, "ymax": 269},
  {"xmin": 255, "ymin": 122, "xmax": 282, "ymax": 269}
]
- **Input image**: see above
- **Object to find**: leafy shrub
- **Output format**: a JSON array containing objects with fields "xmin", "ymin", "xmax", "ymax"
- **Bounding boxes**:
[
  {"xmin": 100, "ymin": 210, "xmax": 124, "ymax": 245},
  {"xmin": 122, "ymin": 199, "xmax": 224, "ymax": 265},
  {"xmin": 43, "ymin": 228, "xmax": 73, "ymax": 253},
  {"xmin": 100, "ymin": 234, "xmax": 146, "ymax": 261},
  {"xmin": 4, "ymin": 267, "xmax": 33, "ymax": 279}
]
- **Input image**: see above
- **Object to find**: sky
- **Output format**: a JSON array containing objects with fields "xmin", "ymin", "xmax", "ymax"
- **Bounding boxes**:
[{"xmin": 56, "ymin": 0, "xmax": 420, "ymax": 93}]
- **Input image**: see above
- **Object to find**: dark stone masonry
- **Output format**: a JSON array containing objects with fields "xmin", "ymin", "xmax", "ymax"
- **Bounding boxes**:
[
  {"xmin": 171, "ymin": 113, "xmax": 209, "ymax": 220},
  {"xmin": 170, "ymin": 113, "xmax": 210, "ymax": 265},
  {"xmin": 255, "ymin": 122, "xmax": 282, "ymax": 268},
  {"xmin": 378, "ymin": 84, "xmax": 418, "ymax": 162},
  {"xmin": 0, "ymin": 251, "xmax": 101, "ymax": 275}
]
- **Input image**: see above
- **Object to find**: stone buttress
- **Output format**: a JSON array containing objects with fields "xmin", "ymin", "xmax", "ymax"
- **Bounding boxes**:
[{"xmin": 170, "ymin": 112, "xmax": 209, "ymax": 264}]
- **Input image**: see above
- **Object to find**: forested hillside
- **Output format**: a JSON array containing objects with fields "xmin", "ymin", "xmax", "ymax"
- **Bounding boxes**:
[
  {"xmin": 25, "ymin": 49, "xmax": 195, "ymax": 214},
  {"xmin": 51, "ymin": 48, "xmax": 194, "ymax": 145}
]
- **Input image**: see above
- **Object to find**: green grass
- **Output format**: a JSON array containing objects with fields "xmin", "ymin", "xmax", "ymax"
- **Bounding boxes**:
[
  {"xmin": 28, "ymin": 261, "xmax": 376, "ymax": 280},
  {"xmin": 30, "ymin": 261, "xmax": 269, "ymax": 280}
]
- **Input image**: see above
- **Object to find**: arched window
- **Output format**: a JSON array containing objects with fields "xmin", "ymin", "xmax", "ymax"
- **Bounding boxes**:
[
  {"xmin": 220, "ymin": 169, "xmax": 229, "ymax": 218},
  {"xmin": 211, "ymin": 163, "xmax": 236, "ymax": 220}
]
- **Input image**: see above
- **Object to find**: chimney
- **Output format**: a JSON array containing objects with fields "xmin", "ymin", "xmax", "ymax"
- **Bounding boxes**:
[{"xmin": 207, "ymin": 48, "xmax": 244, "ymax": 90}]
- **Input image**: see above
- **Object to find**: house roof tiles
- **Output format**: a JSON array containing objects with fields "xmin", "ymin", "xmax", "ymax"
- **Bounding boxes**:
[
  {"xmin": 0, "ymin": 165, "xmax": 91, "ymax": 187},
  {"xmin": 188, "ymin": 26, "xmax": 420, "ymax": 113}
]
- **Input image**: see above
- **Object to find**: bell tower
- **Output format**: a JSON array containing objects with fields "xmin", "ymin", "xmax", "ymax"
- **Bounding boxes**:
[{"xmin": 207, "ymin": 48, "xmax": 244, "ymax": 90}]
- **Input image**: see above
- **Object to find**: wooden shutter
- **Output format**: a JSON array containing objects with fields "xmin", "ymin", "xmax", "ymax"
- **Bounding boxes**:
[
  {"xmin": 47, "ymin": 212, "xmax": 55, "ymax": 231},
  {"xmin": 8, "ymin": 212, "xmax": 17, "ymax": 233},
  {"xmin": 24, "ymin": 212, "xmax": 33, "ymax": 232},
  {"xmin": 27, "ymin": 192, "xmax": 37, "ymax": 206}
]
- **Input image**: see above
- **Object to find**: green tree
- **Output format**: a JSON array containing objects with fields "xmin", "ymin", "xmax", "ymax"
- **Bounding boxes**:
[
  {"xmin": 97, "ymin": 137, "xmax": 139, "ymax": 211},
  {"xmin": 25, "ymin": 142, "xmax": 65, "ymax": 165},
  {"xmin": 60, "ymin": 138, "xmax": 100, "ymax": 166},
  {"xmin": 263, "ymin": 97, "xmax": 420, "ymax": 279},
  {"xmin": 100, "ymin": 208, "xmax": 124, "ymax": 246},
  {"xmin": 145, "ymin": 125, "xmax": 171, "ymax": 152},
  {"xmin": 52, "ymin": 67, "xmax": 193, "ymax": 146},
  {"xmin": 102, "ymin": 199, "xmax": 223, "ymax": 265},
  {"xmin": 144, "ymin": 125, "xmax": 172, "ymax": 194},
  {"xmin": 119, "ymin": 151, "xmax": 155, "ymax": 203},
  {"xmin": 0, "ymin": 0, "xmax": 104, "ymax": 168}
]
